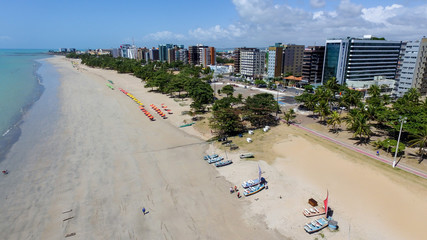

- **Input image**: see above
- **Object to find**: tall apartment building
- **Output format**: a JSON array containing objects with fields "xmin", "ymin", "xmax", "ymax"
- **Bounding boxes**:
[
  {"xmin": 159, "ymin": 45, "xmax": 168, "ymax": 62},
  {"xmin": 137, "ymin": 48, "xmax": 149, "ymax": 61},
  {"xmin": 322, "ymin": 36, "xmax": 401, "ymax": 85},
  {"xmin": 267, "ymin": 46, "xmax": 283, "ymax": 78},
  {"xmin": 188, "ymin": 46, "xmax": 199, "ymax": 65},
  {"xmin": 209, "ymin": 47, "xmax": 216, "ymax": 65},
  {"xmin": 197, "ymin": 45, "xmax": 209, "ymax": 66},
  {"xmin": 149, "ymin": 48, "xmax": 159, "ymax": 61},
  {"xmin": 167, "ymin": 48, "xmax": 176, "ymax": 64},
  {"xmin": 233, "ymin": 48, "xmax": 242, "ymax": 73},
  {"xmin": 282, "ymin": 44, "xmax": 305, "ymax": 76},
  {"xmin": 240, "ymin": 48, "xmax": 265, "ymax": 78},
  {"xmin": 178, "ymin": 49, "xmax": 188, "ymax": 64},
  {"xmin": 302, "ymin": 46, "xmax": 325, "ymax": 85},
  {"xmin": 395, "ymin": 38, "xmax": 427, "ymax": 97}
]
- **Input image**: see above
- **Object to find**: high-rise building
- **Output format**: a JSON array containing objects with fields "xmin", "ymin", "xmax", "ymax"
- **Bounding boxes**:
[
  {"xmin": 322, "ymin": 36, "xmax": 401, "ymax": 85},
  {"xmin": 167, "ymin": 48, "xmax": 176, "ymax": 64},
  {"xmin": 240, "ymin": 48, "xmax": 265, "ymax": 78},
  {"xmin": 178, "ymin": 49, "xmax": 188, "ymax": 64},
  {"xmin": 267, "ymin": 45, "xmax": 283, "ymax": 78},
  {"xmin": 209, "ymin": 47, "xmax": 216, "ymax": 65},
  {"xmin": 188, "ymin": 46, "xmax": 199, "ymax": 65},
  {"xmin": 120, "ymin": 44, "xmax": 132, "ymax": 58},
  {"xmin": 199, "ymin": 47, "xmax": 211, "ymax": 67},
  {"xmin": 159, "ymin": 44, "xmax": 168, "ymax": 62},
  {"xmin": 149, "ymin": 48, "xmax": 159, "ymax": 61},
  {"xmin": 302, "ymin": 46, "xmax": 325, "ymax": 85},
  {"xmin": 233, "ymin": 48, "xmax": 242, "ymax": 73},
  {"xmin": 282, "ymin": 44, "xmax": 305, "ymax": 76},
  {"xmin": 395, "ymin": 38, "xmax": 427, "ymax": 97}
]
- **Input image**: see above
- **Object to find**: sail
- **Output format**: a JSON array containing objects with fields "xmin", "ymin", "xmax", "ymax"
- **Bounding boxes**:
[
  {"xmin": 258, "ymin": 165, "xmax": 262, "ymax": 181},
  {"xmin": 323, "ymin": 191, "xmax": 329, "ymax": 216}
]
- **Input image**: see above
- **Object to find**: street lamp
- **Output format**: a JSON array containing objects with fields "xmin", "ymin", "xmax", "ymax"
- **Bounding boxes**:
[{"xmin": 392, "ymin": 116, "xmax": 407, "ymax": 168}]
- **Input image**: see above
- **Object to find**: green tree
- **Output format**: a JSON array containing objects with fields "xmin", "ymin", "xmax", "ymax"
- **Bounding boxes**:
[
  {"xmin": 283, "ymin": 109, "xmax": 296, "ymax": 126},
  {"xmin": 408, "ymin": 125, "xmax": 427, "ymax": 163},
  {"xmin": 314, "ymin": 100, "xmax": 330, "ymax": 121},
  {"xmin": 345, "ymin": 110, "xmax": 372, "ymax": 142},
  {"xmin": 209, "ymin": 108, "xmax": 244, "ymax": 137},
  {"xmin": 221, "ymin": 85, "xmax": 235, "ymax": 97},
  {"xmin": 244, "ymin": 93, "xmax": 278, "ymax": 128},
  {"xmin": 327, "ymin": 111, "xmax": 342, "ymax": 133}
]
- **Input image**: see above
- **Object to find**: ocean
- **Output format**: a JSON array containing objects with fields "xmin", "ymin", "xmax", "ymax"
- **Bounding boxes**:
[{"xmin": 0, "ymin": 49, "xmax": 52, "ymax": 161}]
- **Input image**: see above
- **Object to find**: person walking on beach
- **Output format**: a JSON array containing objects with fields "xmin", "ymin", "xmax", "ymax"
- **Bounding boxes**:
[
  {"xmin": 237, "ymin": 192, "xmax": 241, "ymax": 198},
  {"xmin": 142, "ymin": 207, "xmax": 146, "ymax": 215},
  {"xmin": 230, "ymin": 187, "xmax": 234, "ymax": 194}
]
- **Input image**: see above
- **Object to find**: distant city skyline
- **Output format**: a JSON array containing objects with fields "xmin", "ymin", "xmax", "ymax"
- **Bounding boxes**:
[{"xmin": 1, "ymin": 0, "xmax": 426, "ymax": 49}]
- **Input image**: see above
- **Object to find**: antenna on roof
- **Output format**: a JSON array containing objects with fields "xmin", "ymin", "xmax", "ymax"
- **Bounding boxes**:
[{"xmin": 132, "ymin": 37, "xmax": 135, "ymax": 47}]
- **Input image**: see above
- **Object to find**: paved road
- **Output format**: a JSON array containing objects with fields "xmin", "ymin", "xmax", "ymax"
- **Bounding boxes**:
[{"xmin": 288, "ymin": 122, "xmax": 427, "ymax": 179}]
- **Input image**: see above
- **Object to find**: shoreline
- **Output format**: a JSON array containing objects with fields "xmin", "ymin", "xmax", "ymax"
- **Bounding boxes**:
[{"xmin": 0, "ymin": 57, "xmax": 49, "ymax": 162}]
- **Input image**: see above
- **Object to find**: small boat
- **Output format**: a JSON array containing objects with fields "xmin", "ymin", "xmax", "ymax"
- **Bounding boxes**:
[
  {"xmin": 241, "ymin": 178, "xmax": 261, "ymax": 188},
  {"xmin": 304, "ymin": 217, "xmax": 329, "ymax": 234},
  {"xmin": 204, "ymin": 154, "xmax": 219, "ymax": 160},
  {"xmin": 303, "ymin": 191, "xmax": 329, "ymax": 217},
  {"xmin": 240, "ymin": 153, "xmax": 254, "ymax": 159},
  {"xmin": 242, "ymin": 165, "xmax": 263, "ymax": 188},
  {"xmin": 208, "ymin": 156, "xmax": 224, "ymax": 164},
  {"xmin": 108, "ymin": 80, "xmax": 114, "ymax": 84},
  {"xmin": 106, "ymin": 83, "xmax": 114, "ymax": 90},
  {"xmin": 243, "ymin": 183, "xmax": 265, "ymax": 196},
  {"xmin": 179, "ymin": 123, "xmax": 195, "ymax": 128},
  {"xmin": 215, "ymin": 160, "xmax": 232, "ymax": 167}
]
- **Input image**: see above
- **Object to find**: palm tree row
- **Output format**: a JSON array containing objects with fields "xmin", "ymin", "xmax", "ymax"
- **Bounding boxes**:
[{"xmin": 295, "ymin": 78, "xmax": 427, "ymax": 162}]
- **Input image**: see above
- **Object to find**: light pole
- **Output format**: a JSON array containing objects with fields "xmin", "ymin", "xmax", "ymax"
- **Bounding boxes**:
[{"xmin": 393, "ymin": 116, "xmax": 407, "ymax": 168}]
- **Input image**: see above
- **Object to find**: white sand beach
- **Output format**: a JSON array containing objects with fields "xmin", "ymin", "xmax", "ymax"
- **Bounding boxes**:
[
  {"xmin": 1, "ymin": 55, "xmax": 426, "ymax": 240},
  {"xmin": 0, "ymin": 56, "xmax": 283, "ymax": 239}
]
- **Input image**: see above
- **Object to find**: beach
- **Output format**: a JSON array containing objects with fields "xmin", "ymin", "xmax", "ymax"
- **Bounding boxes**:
[
  {"xmin": 1, "ymin": 55, "xmax": 426, "ymax": 240},
  {"xmin": 0, "ymin": 56, "xmax": 283, "ymax": 239}
]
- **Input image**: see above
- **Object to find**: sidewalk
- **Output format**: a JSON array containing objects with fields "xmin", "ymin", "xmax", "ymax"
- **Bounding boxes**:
[{"xmin": 289, "ymin": 122, "xmax": 427, "ymax": 179}]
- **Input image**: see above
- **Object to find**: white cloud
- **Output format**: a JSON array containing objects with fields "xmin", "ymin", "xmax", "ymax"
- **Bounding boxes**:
[
  {"xmin": 144, "ymin": 1, "xmax": 427, "ymax": 47},
  {"xmin": 310, "ymin": 0, "xmax": 325, "ymax": 8},
  {"xmin": 361, "ymin": 4, "xmax": 403, "ymax": 24},
  {"xmin": 144, "ymin": 31, "xmax": 185, "ymax": 41},
  {"xmin": 338, "ymin": 0, "xmax": 363, "ymax": 17}
]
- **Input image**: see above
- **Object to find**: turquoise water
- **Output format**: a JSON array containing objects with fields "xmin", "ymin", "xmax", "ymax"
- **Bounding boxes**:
[{"xmin": 0, "ymin": 49, "xmax": 49, "ymax": 159}]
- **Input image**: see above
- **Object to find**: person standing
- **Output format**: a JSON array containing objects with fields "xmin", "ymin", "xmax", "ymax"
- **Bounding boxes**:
[{"xmin": 142, "ymin": 207, "xmax": 146, "ymax": 215}]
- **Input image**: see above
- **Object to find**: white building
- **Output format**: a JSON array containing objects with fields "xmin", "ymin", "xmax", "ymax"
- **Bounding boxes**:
[
  {"xmin": 322, "ymin": 36, "xmax": 401, "ymax": 86},
  {"xmin": 395, "ymin": 38, "xmax": 427, "ymax": 97},
  {"xmin": 240, "ymin": 48, "xmax": 265, "ymax": 78}
]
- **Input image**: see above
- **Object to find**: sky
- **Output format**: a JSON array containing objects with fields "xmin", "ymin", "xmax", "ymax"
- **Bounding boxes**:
[{"xmin": 0, "ymin": 0, "xmax": 426, "ymax": 49}]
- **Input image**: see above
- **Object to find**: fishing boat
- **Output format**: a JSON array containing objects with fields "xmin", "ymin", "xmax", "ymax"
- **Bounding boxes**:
[
  {"xmin": 303, "ymin": 191, "xmax": 329, "ymax": 217},
  {"xmin": 204, "ymin": 154, "xmax": 219, "ymax": 160},
  {"xmin": 243, "ymin": 183, "xmax": 265, "ymax": 196},
  {"xmin": 208, "ymin": 156, "xmax": 224, "ymax": 164},
  {"xmin": 303, "ymin": 217, "xmax": 329, "ymax": 234},
  {"xmin": 242, "ymin": 165, "xmax": 263, "ymax": 188},
  {"xmin": 215, "ymin": 160, "xmax": 232, "ymax": 167}
]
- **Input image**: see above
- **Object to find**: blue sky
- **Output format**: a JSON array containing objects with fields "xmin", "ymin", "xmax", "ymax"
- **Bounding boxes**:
[{"xmin": 0, "ymin": 0, "xmax": 426, "ymax": 49}]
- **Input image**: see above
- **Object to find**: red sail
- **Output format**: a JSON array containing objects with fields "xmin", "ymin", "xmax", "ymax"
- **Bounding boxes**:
[{"xmin": 323, "ymin": 191, "xmax": 329, "ymax": 216}]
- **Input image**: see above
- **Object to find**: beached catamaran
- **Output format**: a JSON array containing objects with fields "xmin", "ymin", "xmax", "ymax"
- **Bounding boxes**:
[
  {"xmin": 304, "ymin": 217, "xmax": 329, "ymax": 234},
  {"xmin": 242, "ymin": 165, "xmax": 263, "ymax": 188},
  {"xmin": 243, "ymin": 183, "xmax": 265, "ymax": 196},
  {"xmin": 303, "ymin": 191, "xmax": 329, "ymax": 217}
]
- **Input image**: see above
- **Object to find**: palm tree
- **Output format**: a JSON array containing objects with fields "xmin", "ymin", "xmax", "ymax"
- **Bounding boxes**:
[
  {"xmin": 367, "ymin": 84, "xmax": 381, "ymax": 98},
  {"xmin": 283, "ymin": 109, "xmax": 296, "ymax": 126},
  {"xmin": 314, "ymin": 100, "xmax": 330, "ymax": 122},
  {"xmin": 346, "ymin": 110, "xmax": 372, "ymax": 142},
  {"xmin": 327, "ymin": 111, "xmax": 342, "ymax": 133},
  {"xmin": 408, "ymin": 125, "xmax": 427, "ymax": 163}
]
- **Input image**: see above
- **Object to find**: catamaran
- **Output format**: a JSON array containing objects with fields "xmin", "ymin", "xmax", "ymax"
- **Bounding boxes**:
[
  {"xmin": 303, "ymin": 191, "xmax": 329, "ymax": 217},
  {"xmin": 304, "ymin": 217, "xmax": 329, "ymax": 234},
  {"xmin": 243, "ymin": 183, "xmax": 265, "ymax": 196},
  {"xmin": 208, "ymin": 156, "xmax": 224, "ymax": 164},
  {"xmin": 215, "ymin": 160, "xmax": 232, "ymax": 167},
  {"xmin": 242, "ymin": 165, "xmax": 263, "ymax": 188},
  {"xmin": 204, "ymin": 154, "xmax": 219, "ymax": 160}
]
